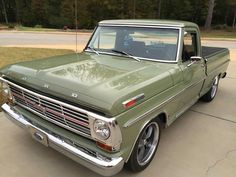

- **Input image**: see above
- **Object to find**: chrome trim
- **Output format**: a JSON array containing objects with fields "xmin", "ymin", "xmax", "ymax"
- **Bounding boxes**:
[
  {"xmin": 99, "ymin": 23, "xmax": 185, "ymax": 28},
  {"xmin": 2, "ymin": 103, "xmax": 124, "ymax": 176},
  {"xmin": 176, "ymin": 28, "xmax": 183, "ymax": 62},
  {"xmin": 0, "ymin": 77, "xmax": 122, "ymax": 150},
  {"xmin": 122, "ymin": 93, "xmax": 145, "ymax": 108},
  {"xmin": 16, "ymin": 102, "xmax": 92, "ymax": 139},
  {"xmin": 123, "ymin": 78, "xmax": 205, "ymax": 128},
  {"xmin": 9, "ymin": 83, "xmax": 91, "ymax": 137},
  {"xmin": 187, "ymin": 60, "xmax": 198, "ymax": 67},
  {"xmin": 190, "ymin": 56, "xmax": 203, "ymax": 60}
]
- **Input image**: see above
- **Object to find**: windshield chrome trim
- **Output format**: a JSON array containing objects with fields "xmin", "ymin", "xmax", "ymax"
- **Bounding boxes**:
[
  {"xmin": 86, "ymin": 25, "xmax": 181, "ymax": 63},
  {"xmin": 176, "ymin": 28, "xmax": 183, "ymax": 62},
  {"xmin": 99, "ymin": 23, "xmax": 184, "ymax": 28}
]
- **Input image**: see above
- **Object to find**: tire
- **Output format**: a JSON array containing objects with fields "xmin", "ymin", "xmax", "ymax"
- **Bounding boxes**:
[
  {"xmin": 125, "ymin": 119, "xmax": 161, "ymax": 172},
  {"xmin": 201, "ymin": 75, "xmax": 219, "ymax": 102}
]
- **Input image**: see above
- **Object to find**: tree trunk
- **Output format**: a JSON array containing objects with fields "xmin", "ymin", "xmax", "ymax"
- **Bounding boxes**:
[
  {"xmin": 1, "ymin": 0, "xmax": 8, "ymax": 24},
  {"xmin": 133, "ymin": 0, "xmax": 136, "ymax": 19},
  {"xmin": 233, "ymin": 9, "xmax": 236, "ymax": 28},
  {"xmin": 157, "ymin": 0, "xmax": 162, "ymax": 19},
  {"xmin": 204, "ymin": 0, "xmax": 215, "ymax": 30},
  {"xmin": 121, "ymin": 0, "xmax": 124, "ymax": 19},
  {"xmin": 224, "ymin": 7, "xmax": 229, "ymax": 25}
]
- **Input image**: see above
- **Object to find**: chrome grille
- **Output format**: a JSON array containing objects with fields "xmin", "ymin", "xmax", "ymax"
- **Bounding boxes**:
[{"xmin": 9, "ymin": 84, "xmax": 91, "ymax": 137}]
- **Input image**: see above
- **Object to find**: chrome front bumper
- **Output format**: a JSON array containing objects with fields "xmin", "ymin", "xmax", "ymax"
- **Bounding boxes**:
[{"xmin": 1, "ymin": 103, "xmax": 124, "ymax": 176}]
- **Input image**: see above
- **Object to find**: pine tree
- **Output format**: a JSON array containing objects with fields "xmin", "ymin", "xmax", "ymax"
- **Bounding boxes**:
[
  {"xmin": 60, "ymin": 0, "xmax": 74, "ymax": 28},
  {"xmin": 31, "ymin": 0, "xmax": 47, "ymax": 26},
  {"xmin": 204, "ymin": 0, "xmax": 215, "ymax": 30}
]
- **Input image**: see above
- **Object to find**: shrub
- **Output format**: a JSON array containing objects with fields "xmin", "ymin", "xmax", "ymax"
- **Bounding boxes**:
[
  {"xmin": 34, "ymin": 24, "xmax": 43, "ymax": 28},
  {"xmin": 212, "ymin": 24, "xmax": 228, "ymax": 30},
  {"xmin": 8, "ymin": 24, "xmax": 15, "ymax": 29}
]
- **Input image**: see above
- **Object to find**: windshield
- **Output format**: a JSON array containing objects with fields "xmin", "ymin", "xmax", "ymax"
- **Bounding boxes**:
[{"xmin": 86, "ymin": 26, "xmax": 179, "ymax": 61}]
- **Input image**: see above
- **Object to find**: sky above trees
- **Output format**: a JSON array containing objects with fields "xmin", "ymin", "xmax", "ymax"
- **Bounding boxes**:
[{"xmin": 0, "ymin": 0, "xmax": 235, "ymax": 29}]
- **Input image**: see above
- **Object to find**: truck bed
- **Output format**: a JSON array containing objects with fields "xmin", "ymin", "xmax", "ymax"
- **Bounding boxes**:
[
  {"xmin": 202, "ymin": 46, "xmax": 228, "ymax": 58},
  {"xmin": 202, "ymin": 46, "xmax": 230, "ymax": 79}
]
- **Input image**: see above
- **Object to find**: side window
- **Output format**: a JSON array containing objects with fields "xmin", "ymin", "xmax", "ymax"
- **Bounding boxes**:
[{"xmin": 182, "ymin": 32, "xmax": 197, "ymax": 62}]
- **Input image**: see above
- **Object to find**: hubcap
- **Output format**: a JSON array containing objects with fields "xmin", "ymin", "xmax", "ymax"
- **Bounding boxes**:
[
  {"xmin": 137, "ymin": 122, "xmax": 159, "ymax": 166},
  {"xmin": 211, "ymin": 76, "xmax": 219, "ymax": 98}
]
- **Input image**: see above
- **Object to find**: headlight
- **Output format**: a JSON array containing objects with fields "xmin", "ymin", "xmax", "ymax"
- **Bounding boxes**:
[
  {"xmin": 93, "ymin": 120, "xmax": 110, "ymax": 140},
  {"xmin": 1, "ymin": 82, "xmax": 13, "ymax": 101},
  {"xmin": 2, "ymin": 82, "xmax": 10, "ymax": 97}
]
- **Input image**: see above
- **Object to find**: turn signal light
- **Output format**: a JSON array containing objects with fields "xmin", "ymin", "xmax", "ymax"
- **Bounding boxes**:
[
  {"xmin": 124, "ymin": 100, "xmax": 136, "ymax": 108},
  {"xmin": 123, "ymin": 93, "xmax": 145, "ymax": 109},
  {"xmin": 96, "ymin": 141, "xmax": 113, "ymax": 152}
]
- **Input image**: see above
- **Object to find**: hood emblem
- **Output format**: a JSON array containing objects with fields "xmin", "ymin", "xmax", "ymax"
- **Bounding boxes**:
[
  {"xmin": 72, "ymin": 93, "xmax": 78, "ymax": 98},
  {"xmin": 22, "ymin": 76, "xmax": 27, "ymax": 80},
  {"xmin": 43, "ymin": 84, "xmax": 49, "ymax": 88}
]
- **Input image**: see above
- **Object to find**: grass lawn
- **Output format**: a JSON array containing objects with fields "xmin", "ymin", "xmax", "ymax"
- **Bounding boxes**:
[
  {"xmin": 0, "ymin": 47, "xmax": 74, "ymax": 107},
  {"xmin": 0, "ymin": 23, "xmax": 92, "ymax": 33},
  {"xmin": 201, "ymin": 30, "xmax": 236, "ymax": 39},
  {"xmin": 15, "ymin": 26, "xmax": 60, "ymax": 32}
]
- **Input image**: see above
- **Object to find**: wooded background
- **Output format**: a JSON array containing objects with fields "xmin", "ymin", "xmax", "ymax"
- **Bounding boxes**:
[{"xmin": 0, "ymin": 0, "xmax": 236, "ymax": 30}]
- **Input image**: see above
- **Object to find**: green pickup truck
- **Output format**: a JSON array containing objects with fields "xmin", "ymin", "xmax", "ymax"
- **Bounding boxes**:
[{"xmin": 0, "ymin": 20, "xmax": 230, "ymax": 176}]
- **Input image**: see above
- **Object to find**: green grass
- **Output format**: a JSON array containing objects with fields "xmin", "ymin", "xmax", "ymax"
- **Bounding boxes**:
[
  {"xmin": 0, "ymin": 47, "xmax": 73, "ymax": 68},
  {"xmin": 201, "ymin": 30, "xmax": 236, "ymax": 39},
  {"xmin": 15, "ymin": 25, "xmax": 60, "ymax": 32},
  {"xmin": 0, "ymin": 47, "xmax": 74, "ymax": 107},
  {"xmin": 0, "ymin": 23, "xmax": 9, "ymax": 30},
  {"xmin": 0, "ymin": 23, "xmax": 93, "ymax": 33}
]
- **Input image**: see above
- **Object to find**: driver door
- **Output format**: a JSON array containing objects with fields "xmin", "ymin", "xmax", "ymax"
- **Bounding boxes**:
[{"xmin": 179, "ymin": 30, "xmax": 206, "ymax": 108}]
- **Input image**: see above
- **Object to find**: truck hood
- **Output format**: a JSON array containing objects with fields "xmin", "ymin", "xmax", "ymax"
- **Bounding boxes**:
[{"xmin": 1, "ymin": 53, "xmax": 176, "ymax": 116}]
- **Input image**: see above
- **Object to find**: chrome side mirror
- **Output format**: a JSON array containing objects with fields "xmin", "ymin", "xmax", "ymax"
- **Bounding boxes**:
[
  {"xmin": 190, "ymin": 56, "xmax": 202, "ymax": 61},
  {"xmin": 187, "ymin": 56, "xmax": 203, "ymax": 67}
]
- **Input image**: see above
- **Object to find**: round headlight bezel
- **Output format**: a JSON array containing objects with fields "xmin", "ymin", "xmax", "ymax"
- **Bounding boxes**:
[
  {"xmin": 2, "ymin": 82, "xmax": 10, "ymax": 97},
  {"xmin": 1, "ymin": 82, "xmax": 13, "ymax": 101},
  {"xmin": 93, "ymin": 119, "xmax": 111, "ymax": 140}
]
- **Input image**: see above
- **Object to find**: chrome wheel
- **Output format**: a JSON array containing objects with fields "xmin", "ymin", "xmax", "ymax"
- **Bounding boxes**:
[
  {"xmin": 137, "ymin": 122, "xmax": 159, "ymax": 166},
  {"xmin": 211, "ymin": 76, "xmax": 219, "ymax": 98},
  {"xmin": 126, "ymin": 120, "xmax": 161, "ymax": 172}
]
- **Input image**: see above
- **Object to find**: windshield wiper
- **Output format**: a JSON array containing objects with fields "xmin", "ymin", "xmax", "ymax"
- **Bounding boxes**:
[
  {"xmin": 86, "ymin": 46, "xmax": 100, "ymax": 55},
  {"xmin": 111, "ymin": 49, "xmax": 141, "ymax": 62}
]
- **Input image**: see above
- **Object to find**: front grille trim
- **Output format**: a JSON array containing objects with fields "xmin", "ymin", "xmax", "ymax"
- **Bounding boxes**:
[
  {"xmin": 7, "ymin": 83, "xmax": 94, "ymax": 139},
  {"xmin": 15, "ymin": 101, "xmax": 93, "ymax": 139}
]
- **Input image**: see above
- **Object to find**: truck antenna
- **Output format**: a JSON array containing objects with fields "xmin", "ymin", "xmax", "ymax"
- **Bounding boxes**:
[{"xmin": 75, "ymin": 0, "xmax": 78, "ymax": 53}]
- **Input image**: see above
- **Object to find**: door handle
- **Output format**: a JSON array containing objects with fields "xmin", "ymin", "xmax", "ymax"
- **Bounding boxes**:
[{"xmin": 187, "ymin": 60, "xmax": 197, "ymax": 67}]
